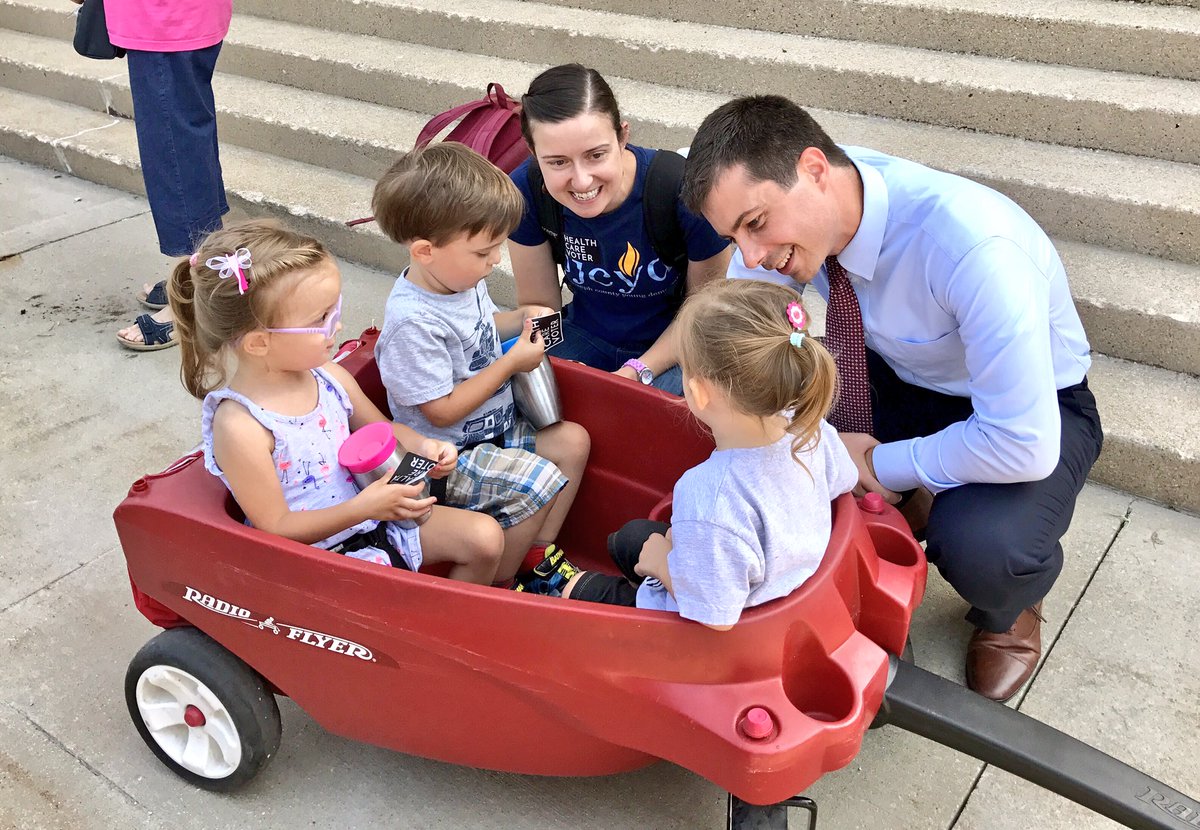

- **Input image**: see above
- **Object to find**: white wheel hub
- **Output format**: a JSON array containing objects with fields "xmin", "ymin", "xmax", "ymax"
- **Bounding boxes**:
[{"xmin": 135, "ymin": 665, "xmax": 242, "ymax": 778}]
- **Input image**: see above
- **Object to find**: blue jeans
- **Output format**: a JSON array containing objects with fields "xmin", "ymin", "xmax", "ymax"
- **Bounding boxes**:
[
  {"xmin": 555, "ymin": 312, "xmax": 683, "ymax": 395},
  {"xmin": 127, "ymin": 44, "xmax": 229, "ymax": 256}
]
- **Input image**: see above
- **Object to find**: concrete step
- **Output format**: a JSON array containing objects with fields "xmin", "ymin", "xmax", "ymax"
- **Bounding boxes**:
[
  {"xmin": 222, "ymin": 0, "xmax": 1200, "ymax": 166},
  {"xmin": 1060, "ymin": 241, "xmax": 1200, "ymax": 378},
  {"xmin": 4, "ymin": 0, "xmax": 1198, "ymax": 165},
  {"xmin": 2, "ymin": 85, "xmax": 1195, "ymax": 511},
  {"xmin": 0, "ymin": 28, "xmax": 422, "ymax": 181},
  {"xmin": 192, "ymin": 19, "xmax": 1200, "ymax": 268},
  {"xmin": 0, "ymin": 86, "xmax": 402, "ymax": 274},
  {"xmin": 526, "ymin": 0, "xmax": 1200, "ymax": 82},
  {"xmin": 6, "ymin": 25, "xmax": 1200, "ymax": 273},
  {"xmin": 5, "ymin": 4, "xmax": 1199, "ymax": 265},
  {"xmin": 3, "ymin": 28, "xmax": 1200, "ymax": 378},
  {"xmin": 1087, "ymin": 354, "xmax": 1200, "ymax": 513}
]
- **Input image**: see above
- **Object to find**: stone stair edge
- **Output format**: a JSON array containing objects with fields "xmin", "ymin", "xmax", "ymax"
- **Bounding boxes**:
[
  {"xmin": 3, "ymin": 0, "xmax": 1198, "ymax": 166},
  {"xmin": 7, "ymin": 19, "xmax": 1198, "ymax": 268},
  {"xmin": 221, "ymin": 0, "xmax": 1200, "ymax": 167},
  {"xmin": 1087, "ymin": 354, "xmax": 1200, "ymax": 514},
  {"xmin": 522, "ymin": 0, "xmax": 1200, "ymax": 81}
]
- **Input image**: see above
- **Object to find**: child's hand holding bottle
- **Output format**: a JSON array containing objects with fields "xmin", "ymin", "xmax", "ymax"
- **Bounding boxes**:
[
  {"xmin": 504, "ymin": 317, "xmax": 546, "ymax": 374},
  {"xmin": 354, "ymin": 474, "xmax": 437, "ymax": 523}
]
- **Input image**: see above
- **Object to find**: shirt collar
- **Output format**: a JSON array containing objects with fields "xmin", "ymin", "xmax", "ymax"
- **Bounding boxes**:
[{"xmin": 832, "ymin": 154, "xmax": 887, "ymax": 282}]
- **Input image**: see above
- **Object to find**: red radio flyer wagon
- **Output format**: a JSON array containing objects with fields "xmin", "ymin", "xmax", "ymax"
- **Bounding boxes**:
[{"xmin": 113, "ymin": 329, "xmax": 1198, "ymax": 830}]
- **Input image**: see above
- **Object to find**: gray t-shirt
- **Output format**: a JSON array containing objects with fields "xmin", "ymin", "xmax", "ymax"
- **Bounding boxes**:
[
  {"xmin": 637, "ymin": 422, "xmax": 859, "ymax": 626},
  {"xmin": 377, "ymin": 273, "xmax": 515, "ymax": 447}
]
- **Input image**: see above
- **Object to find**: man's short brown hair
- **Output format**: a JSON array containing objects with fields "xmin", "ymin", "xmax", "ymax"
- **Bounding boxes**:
[
  {"xmin": 371, "ymin": 142, "xmax": 525, "ymax": 246},
  {"xmin": 682, "ymin": 96, "xmax": 853, "ymax": 215}
]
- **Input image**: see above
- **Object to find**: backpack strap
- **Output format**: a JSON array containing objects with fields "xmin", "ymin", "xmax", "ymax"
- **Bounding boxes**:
[
  {"xmin": 526, "ymin": 161, "xmax": 567, "ymax": 266},
  {"xmin": 642, "ymin": 149, "xmax": 689, "ymax": 280}
]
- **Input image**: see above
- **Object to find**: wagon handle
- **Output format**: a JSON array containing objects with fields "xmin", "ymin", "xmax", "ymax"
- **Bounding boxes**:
[{"xmin": 875, "ymin": 655, "xmax": 1200, "ymax": 830}]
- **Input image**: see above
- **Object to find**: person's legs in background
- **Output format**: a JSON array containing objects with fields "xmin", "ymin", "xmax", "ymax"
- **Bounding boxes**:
[{"xmin": 117, "ymin": 43, "xmax": 227, "ymax": 349}]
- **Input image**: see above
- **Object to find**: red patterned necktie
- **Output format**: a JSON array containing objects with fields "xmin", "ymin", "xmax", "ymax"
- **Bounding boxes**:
[{"xmin": 824, "ymin": 256, "xmax": 874, "ymax": 435}]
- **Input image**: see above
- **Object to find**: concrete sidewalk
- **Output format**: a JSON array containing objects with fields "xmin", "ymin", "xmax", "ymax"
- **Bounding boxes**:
[{"xmin": 1, "ymin": 156, "xmax": 1196, "ymax": 830}]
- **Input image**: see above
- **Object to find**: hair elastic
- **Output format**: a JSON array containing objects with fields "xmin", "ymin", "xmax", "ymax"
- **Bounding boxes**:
[
  {"xmin": 789, "ymin": 331, "xmax": 806, "ymax": 348},
  {"xmin": 205, "ymin": 247, "xmax": 253, "ymax": 294},
  {"xmin": 189, "ymin": 253, "xmax": 198, "ymax": 266}
]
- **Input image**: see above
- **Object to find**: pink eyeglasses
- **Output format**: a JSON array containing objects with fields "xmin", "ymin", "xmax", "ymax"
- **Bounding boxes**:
[{"xmin": 265, "ymin": 295, "xmax": 343, "ymax": 338}]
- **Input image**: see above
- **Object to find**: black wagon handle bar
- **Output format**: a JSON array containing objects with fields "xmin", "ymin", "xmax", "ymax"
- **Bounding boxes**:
[{"xmin": 875, "ymin": 656, "xmax": 1200, "ymax": 830}]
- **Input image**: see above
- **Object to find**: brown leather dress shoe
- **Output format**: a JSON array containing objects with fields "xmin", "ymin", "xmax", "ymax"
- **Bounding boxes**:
[{"xmin": 965, "ymin": 603, "xmax": 1044, "ymax": 702}]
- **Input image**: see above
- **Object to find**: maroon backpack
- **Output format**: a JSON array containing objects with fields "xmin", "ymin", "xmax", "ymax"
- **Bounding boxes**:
[{"xmin": 347, "ymin": 83, "xmax": 529, "ymax": 227}]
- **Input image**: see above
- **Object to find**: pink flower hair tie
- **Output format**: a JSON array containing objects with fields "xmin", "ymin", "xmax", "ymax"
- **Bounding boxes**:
[
  {"xmin": 189, "ymin": 253, "xmax": 198, "ymax": 266},
  {"xmin": 786, "ymin": 300, "xmax": 807, "ymax": 348}
]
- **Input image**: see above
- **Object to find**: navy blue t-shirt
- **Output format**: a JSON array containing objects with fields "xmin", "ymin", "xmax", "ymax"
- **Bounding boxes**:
[{"xmin": 510, "ymin": 145, "xmax": 728, "ymax": 352}]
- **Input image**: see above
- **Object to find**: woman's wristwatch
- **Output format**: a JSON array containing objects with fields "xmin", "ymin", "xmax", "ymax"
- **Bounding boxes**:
[{"xmin": 622, "ymin": 359, "xmax": 654, "ymax": 385}]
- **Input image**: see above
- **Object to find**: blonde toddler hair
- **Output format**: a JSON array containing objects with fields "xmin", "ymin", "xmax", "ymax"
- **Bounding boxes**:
[
  {"xmin": 675, "ymin": 279, "xmax": 838, "ymax": 460},
  {"xmin": 167, "ymin": 219, "xmax": 333, "ymax": 399}
]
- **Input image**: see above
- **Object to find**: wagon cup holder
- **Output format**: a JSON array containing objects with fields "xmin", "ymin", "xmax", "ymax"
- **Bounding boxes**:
[{"xmin": 780, "ymin": 641, "xmax": 856, "ymax": 725}]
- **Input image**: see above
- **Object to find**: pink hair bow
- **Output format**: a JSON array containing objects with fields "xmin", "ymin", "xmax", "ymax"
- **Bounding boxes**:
[{"xmin": 206, "ymin": 248, "xmax": 253, "ymax": 294}]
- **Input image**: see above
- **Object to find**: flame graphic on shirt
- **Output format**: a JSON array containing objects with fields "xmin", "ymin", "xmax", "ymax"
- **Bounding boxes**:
[{"xmin": 618, "ymin": 242, "xmax": 640, "ymax": 278}]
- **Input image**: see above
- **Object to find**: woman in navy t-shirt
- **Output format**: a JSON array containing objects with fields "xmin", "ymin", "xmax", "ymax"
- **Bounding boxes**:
[{"xmin": 507, "ymin": 64, "xmax": 730, "ymax": 395}]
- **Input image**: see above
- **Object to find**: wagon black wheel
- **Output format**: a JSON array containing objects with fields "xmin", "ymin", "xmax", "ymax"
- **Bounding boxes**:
[
  {"xmin": 728, "ymin": 794, "xmax": 818, "ymax": 830},
  {"xmin": 125, "ymin": 626, "xmax": 281, "ymax": 791}
]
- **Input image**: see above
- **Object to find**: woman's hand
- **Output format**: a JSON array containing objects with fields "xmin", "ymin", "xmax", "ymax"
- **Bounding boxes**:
[
  {"xmin": 354, "ymin": 475, "xmax": 436, "ymax": 522},
  {"xmin": 419, "ymin": 439, "xmax": 458, "ymax": 479},
  {"xmin": 613, "ymin": 364, "xmax": 641, "ymax": 382},
  {"xmin": 520, "ymin": 304, "xmax": 556, "ymax": 322}
]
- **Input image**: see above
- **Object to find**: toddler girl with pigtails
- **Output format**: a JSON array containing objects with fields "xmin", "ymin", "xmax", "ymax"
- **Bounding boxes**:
[
  {"xmin": 168, "ymin": 219, "xmax": 504, "ymax": 584},
  {"xmin": 523, "ymin": 279, "xmax": 858, "ymax": 629}
]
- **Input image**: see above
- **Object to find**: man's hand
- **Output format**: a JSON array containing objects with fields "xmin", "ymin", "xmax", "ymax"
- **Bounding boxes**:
[{"xmin": 839, "ymin": 432, "xmax": 901, "ymax": 504}]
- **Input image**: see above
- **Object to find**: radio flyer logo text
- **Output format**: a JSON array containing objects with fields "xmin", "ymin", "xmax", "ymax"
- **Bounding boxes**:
[{"xmin": 182, "ymin": 586, "xmax": 376, "ymax": 662}]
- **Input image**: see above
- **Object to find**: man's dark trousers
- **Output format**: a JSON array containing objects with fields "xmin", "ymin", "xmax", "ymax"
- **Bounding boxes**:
[{"xmin": 867, "ymin": 350, "xmax": 1104, "ymax": 633}]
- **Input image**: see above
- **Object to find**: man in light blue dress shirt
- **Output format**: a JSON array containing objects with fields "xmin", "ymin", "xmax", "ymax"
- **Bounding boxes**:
[{"xmin": 683, "ymin": 96, "xmax": 1103, "ymax": 702}]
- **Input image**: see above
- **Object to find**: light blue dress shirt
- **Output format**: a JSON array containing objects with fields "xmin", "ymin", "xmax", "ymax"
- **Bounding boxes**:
[{"xmin": 812, "ymin": 147, "xmax": 1092, "ymax": 495}]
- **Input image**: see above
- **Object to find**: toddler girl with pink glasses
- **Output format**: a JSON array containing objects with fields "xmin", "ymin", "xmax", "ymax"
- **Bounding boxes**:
[{"xmin": 169, "ymin": 219, "xmax": 504, "ymax": 584}]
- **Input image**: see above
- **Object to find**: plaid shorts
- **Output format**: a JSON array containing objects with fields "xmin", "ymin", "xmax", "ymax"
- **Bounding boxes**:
[{"xmin": 439, "ymin": 418, "xmax": 567, "ymax": 529}]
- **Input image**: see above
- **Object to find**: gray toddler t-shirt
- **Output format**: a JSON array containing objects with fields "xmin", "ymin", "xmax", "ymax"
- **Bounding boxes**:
[
  {"xmin": 377, "ymin": 272, "xmax": 515, "ymax": 447},
  {"xmin": 636, "ymin": 421, "xmax": 858, "ymax": 626}
]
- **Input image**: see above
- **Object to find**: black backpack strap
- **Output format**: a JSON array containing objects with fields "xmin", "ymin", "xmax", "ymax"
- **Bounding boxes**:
[
  {"xmin": 642, "ymin": 149, "xmax": 689, "ymax": 280},
  {"xmin": 526, "ymin": 162, "xmax": 566, "ymax": 266}
]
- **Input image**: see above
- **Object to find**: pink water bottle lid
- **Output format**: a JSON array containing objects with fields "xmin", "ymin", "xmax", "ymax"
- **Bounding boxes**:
[{"xmin": 337, "ymin": 421, "xmax": 397, "ymax": 473}]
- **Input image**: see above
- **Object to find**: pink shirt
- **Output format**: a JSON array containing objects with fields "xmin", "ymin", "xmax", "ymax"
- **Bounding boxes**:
[{"xmin": 105, "ymin": 0, "xmax": 232, "ymax": 52}]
